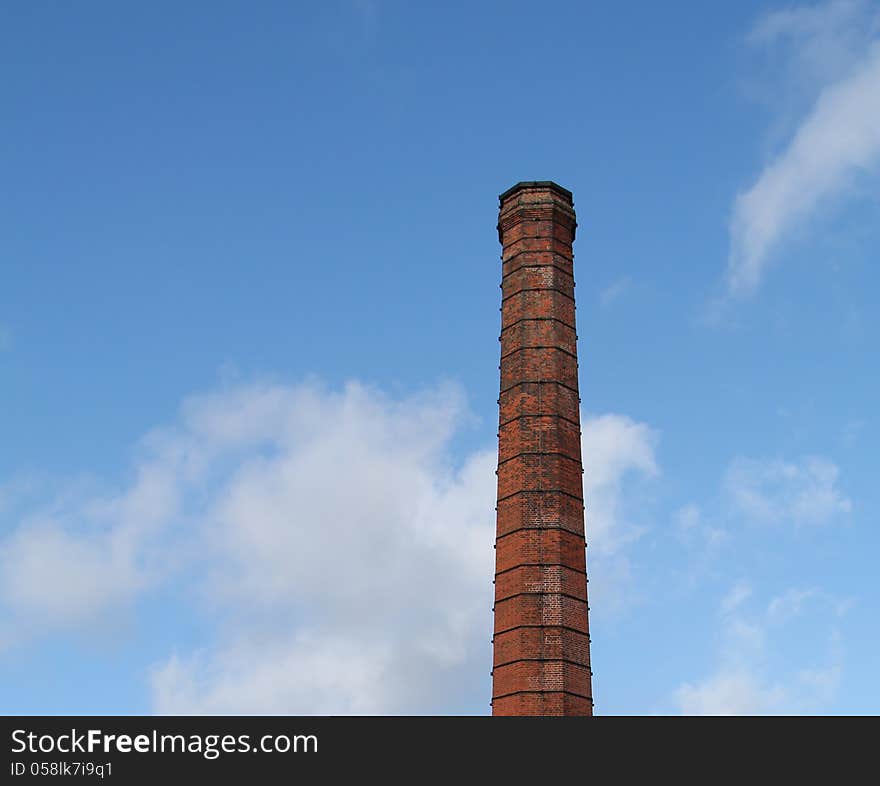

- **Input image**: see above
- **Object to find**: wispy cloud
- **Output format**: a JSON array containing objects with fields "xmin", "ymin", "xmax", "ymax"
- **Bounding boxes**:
[
  {"xmin": 0, "ymin": 463, "xmax": 179, "ymax": 642},
  {"xmin": 674, "ymin": 502, "xmax": 729, "ymax": 554},
  {"xmin": 582, "ymin": 414, "xmax": 658, "ymax": 555},
  {"xmin": 723, "ymin": 455, "xmax": 852, "ymax": 526},
  {"xmin": 727, "ymin": 0, "xmax": 880, "ymax": 295},
  {"xmin": 581, "ymin": 413, "xmax": 659, "ymax": 614},
  {"xmin": 599, "ymin": 276, "xmax": 632, "ymax": 308},
  {"xmin": 720, "ymin": 579, "xmax": 753, "ymax": 614},
  {"xmin": 675, "ymin": 584, "xmax": 845, "ymax": 714}
]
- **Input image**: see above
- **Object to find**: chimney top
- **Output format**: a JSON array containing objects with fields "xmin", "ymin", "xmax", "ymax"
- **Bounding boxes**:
[{"xmin": 498, "ymin": 181, "xmax": 573, "ymax": 206}]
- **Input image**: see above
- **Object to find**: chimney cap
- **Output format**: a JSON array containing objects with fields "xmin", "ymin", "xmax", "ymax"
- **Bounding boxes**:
[{"xmin": 498, "ymin": 181, "xmax": 573, "ymax": 206}]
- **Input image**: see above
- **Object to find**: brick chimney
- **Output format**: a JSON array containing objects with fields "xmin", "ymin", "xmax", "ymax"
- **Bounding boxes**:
[{"xmin": 491, "ymin": 181, "xmax": 593, "ymax": 716}]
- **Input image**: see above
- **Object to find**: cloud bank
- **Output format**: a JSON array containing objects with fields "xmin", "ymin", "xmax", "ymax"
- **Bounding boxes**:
[{"xmin": 0, "ymin": 379, "xmax": 658, "ymax": 714}]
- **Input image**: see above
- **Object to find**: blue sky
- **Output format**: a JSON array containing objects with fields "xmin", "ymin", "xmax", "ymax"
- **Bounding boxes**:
[{"xmin": 1, "ymin": 0, "xmax": 878, "ymax": 714}]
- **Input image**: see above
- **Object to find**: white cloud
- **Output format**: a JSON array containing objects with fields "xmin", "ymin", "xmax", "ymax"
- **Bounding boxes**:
[
  {"xmin": 1, "ymin": 524, "xmax": 146, "ymax": 624},
  {"xmin": 675, "ymin": 584, "xmax": 844, "ymax": 715},
  {"xmin": 720, "ymin": 580, "xmax": 753, "ymax": 614},
  {"xmin": 767, "ymin": 587, "xmax": 820, "ymax": 622},
  {"xmin": 674, "ymin": 503, "xmax": 729, "ymax": 553},
  {"xmin": 152, "ymin": 381, "xmax": 496, "ymax": 714},
  {"xmin": 0, "ymin": 378, "xmax": 658, "ymax": 713},
  {"xmin": 675, "ymin": 503, "xmax": 701, "ymax": 532},
  {"xmin": 579, "ymin": 415, "xmax": 659, "ymax": 616},
  {"xmin": 723, "ymin": 455, "xmax": 851, "ymax": 526},
  {"xmin": 673, "ymin": 448, "xmax": 853, "ymax": 715},
  {"xmin": 677, "ymin": 670, "xmax": 786, "ymax": 716},
  {"xmin": 728, "ymin": 0, "xmax": 880, "ymax": 294},
  {"xmin": 0, "ymin": 463, "xmax": 179, "ymax": 636},
  {"xmin": 154, "ymin": 394, "xmax": 658, "ymax": 714},
  {"xmin": 153, "ymin": 633, "xmax": 404, "ymax": 716},
  {"xmin": 797, "ymin": 658, "xmax": 843, "ymax": 704},
  {"xmin": 748, "ymin": 0, "xmax": 877, "ymax": 91},
  {"xmin": 582, "ymin": 414, "xmax": 658, "ymax": 555}
]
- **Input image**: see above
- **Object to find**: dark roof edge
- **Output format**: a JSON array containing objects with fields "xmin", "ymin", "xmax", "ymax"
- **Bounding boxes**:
[{"xmin": 499, "ymin": 181, "xmax": 573, "ymax": 205}]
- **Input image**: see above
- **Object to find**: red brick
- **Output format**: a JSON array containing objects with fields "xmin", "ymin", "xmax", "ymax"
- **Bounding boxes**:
[
  {"xmin": 492, "ymin": 692, "xmax": 592, "ymax": 716},
  {"xmin": 500, "ymin": 318, "xmax": 577, "ymax": 358},
  {"xmin": 495, "ymin": 528, "xmax": 587, "ymax": 575},
  {"xmin": 495, "ymin": 490, "xmax": 585, "ymax": 536},
  {"xmin": 493, "ymin": 627, "xmax": 591, "ymax": 668},
  {"xmin": 502, "ymin": 265, "xmax": 574, "ymax": 302},
  {"xmin": 501, "ymin": 289, "xmax": 575, "ymax": 328},
  {"xmin": 499, "ymin": 381, "xmax": 580, "ymax": 424},
  {"xmin": 497, "ymin": 415, "xmax": 581, "ymax": 464},
  {"xmin": 495, "ymin": 565, "xmax": 587, "ymax": 603},
  {"xmin": 492, "ymin": 182, "xmax": 593, "ymax": 716}
]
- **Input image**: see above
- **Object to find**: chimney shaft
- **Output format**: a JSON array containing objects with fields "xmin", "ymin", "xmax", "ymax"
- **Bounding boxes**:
[{"xmin": 491, "ymin": 181, "xmax": 593, "ymax": 716}]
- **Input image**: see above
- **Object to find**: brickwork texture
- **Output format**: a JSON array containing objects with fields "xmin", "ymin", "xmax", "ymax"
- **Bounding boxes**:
[{"xmin": 491, "ymin": 182, "xmax": 593, "ymax": 716}]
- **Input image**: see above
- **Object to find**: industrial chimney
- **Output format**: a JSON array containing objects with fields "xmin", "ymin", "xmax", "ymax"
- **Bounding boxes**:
[{"xmin": 491, "ymin": 182, "xmax": 593, "ymax": 716}]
